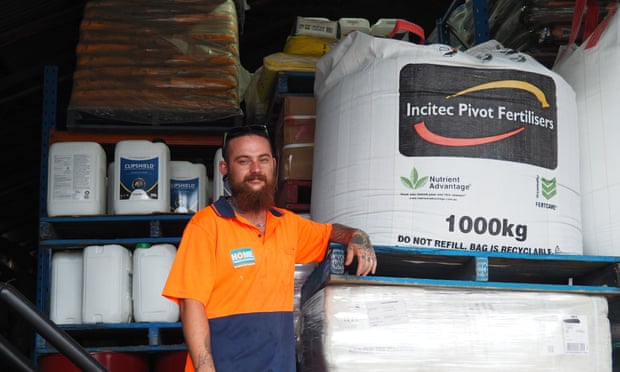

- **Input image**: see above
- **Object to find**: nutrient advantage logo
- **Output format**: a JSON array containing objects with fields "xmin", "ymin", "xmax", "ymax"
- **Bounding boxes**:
[
  {"xmin": 399, "ymin": 64, "xmax": 558, "ymax": 169},
  {"xmin": 400, "ymin": 166, "xmax": 428, "ymax": 190}
]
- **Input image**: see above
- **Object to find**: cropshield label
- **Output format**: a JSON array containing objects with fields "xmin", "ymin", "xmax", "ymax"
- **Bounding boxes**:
[
  {"xmin": 119, "ymin": 157, "xmax": 160, "ymax": 200},
  {"xmin": 399, "ymin": 64, "xmax": 558, "ymax": 169}
]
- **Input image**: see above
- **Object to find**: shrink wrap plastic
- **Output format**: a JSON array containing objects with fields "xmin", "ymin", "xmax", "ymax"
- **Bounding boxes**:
[{"xmin": 299, "ymin": 285, "xmax": 611, "ymax": 371}]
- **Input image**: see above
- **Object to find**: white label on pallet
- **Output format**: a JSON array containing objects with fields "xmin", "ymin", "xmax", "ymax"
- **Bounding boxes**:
[
  {"xmin": 366, "ymin": 299, "xmax": 408, "ymax": 328},
  {"xmin": 562, "ymin": 315, "xmax": 589, "ymax": 353}
]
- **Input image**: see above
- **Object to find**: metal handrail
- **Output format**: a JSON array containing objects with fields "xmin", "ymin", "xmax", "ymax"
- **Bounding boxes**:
[
  {"xmin": 0, "ymin": 332, "xmax": 37, "ymax": 372},
  {"xmin": 0, "ymin": 281, "xmax": 107, "ymax": 372}
]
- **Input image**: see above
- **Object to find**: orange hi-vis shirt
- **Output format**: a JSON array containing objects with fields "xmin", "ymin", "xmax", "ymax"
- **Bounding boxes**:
[{"xmin": 162, "ymin": 196, "xmax": 332, "ymax": 371}]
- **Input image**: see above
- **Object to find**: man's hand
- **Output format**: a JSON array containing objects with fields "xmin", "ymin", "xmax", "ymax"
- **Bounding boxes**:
[
  {"xmin": 330, "ymin": 224, "xmax": 377, "ymax": 276},
  {"xmin": 345, "ymin": 229, "xmax": 376, "ymax": 276}
]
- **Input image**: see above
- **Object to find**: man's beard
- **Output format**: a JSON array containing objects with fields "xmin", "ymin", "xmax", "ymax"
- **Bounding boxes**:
[{"xmin": 229, "ymin": 173, "xmax": 276, "ymax": 212}]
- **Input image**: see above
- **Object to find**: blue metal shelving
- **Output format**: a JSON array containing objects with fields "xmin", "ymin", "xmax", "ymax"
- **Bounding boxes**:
[
  {"xmin": 302, "ymin": 245, "xmax": 620, "ymax": 307},
  {"xmin": 35, "ymin": 322, "xmax": 186, "ymax": 356},
  {"xmin": 436, "ymin": 0, "xmax": 490, "ymax": 47},
  {"xmin": 35, "ymin": 66, "xmax": 193, "ymax": 361}
]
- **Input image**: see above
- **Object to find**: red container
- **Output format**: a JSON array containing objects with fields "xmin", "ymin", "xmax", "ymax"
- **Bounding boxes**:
[
  {"xmin": 155, "ymin": 351, "xmax": 187, "ymax": 372},
  {"xmin": 39, "ymin": 351, "xmax": 149, "ymax": 372}
]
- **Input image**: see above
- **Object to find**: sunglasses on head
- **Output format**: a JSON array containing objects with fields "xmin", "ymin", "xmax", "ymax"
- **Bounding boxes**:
[{"xmin": 222, "ymin": 125, "xmax": 270, "ymax": 150}]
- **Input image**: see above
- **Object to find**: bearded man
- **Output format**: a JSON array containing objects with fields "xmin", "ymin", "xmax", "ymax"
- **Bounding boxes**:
[{"xmin": 163, "ymin": 125, "xmax": 376, "ymax": 372}]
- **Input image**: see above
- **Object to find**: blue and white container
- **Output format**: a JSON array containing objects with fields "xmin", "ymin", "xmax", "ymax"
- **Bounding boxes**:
[
  {"xmin": 170, "ymin": 161, "xmax": 207, "ymax": 213},
  {"xmin": 47, "ymin": 141, "xmax": 106, "ymax": 216},
  {"xmin": 113, "ymin": 140, "xmax": 170, "ymax": 215}
]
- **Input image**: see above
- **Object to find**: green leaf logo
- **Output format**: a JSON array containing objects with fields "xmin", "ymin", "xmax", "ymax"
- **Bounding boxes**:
[
  {"xmin": 541, "ymin": 177, "xmax": 556, "ymax": 200},
  {"xmin": 401, "ymin": 167, "xmax": 428, "ymax": 190}
]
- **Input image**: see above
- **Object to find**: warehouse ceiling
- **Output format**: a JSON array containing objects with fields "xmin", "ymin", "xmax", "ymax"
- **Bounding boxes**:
[{"xmin": 0, "ymin": 0, "xmax": 453, "ymax": 303}]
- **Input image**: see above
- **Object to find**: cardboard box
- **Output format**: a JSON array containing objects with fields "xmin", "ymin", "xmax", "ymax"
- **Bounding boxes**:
[
  {"xmin": 281, "ymin": 95, "xmax": 316, "ymax": 116},
  {"xmin": 276, "ymin": 96, "xmax": 316, "ymax": 148},
  {"xmin": 278, "ymin": 144, "xmax": 314, "ymax": 181},
  {"xmin": 282, "ymin": 116, "xmax": 315, "ymax": 145}
]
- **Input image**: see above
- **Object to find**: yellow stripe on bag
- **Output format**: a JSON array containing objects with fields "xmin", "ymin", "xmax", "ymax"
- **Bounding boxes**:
[{"xmin": 446, "ymin": 80, "xmax": 550, "ymax": 108}]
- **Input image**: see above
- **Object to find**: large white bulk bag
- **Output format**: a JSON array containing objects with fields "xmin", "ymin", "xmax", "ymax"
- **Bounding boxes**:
[
  {"xmin": 311, "ymin": 32, "xmax": 582, "ymax": 255},
  {"xmin": 553, "ymin": 7, "xmax": 620, "ymax": 256}
]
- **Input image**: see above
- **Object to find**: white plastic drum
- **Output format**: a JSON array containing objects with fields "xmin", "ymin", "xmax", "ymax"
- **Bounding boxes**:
[
  {"xmin": 82, "ymin": 244, "xmax": 132, "ymax": 323},
  {"xmin": 133, "ymin": 243, "xmax": 179, "ymax": 322},
  {"xmin": 50, "ymin": 250, "xmax": 83, "ymax": 325},
  {"xmin": 311, "ymin": 33, "xmax": 582, "ymax": 255}
]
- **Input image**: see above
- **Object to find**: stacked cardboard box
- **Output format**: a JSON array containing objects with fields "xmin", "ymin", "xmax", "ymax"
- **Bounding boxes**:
[{"xmin": 275, "ymin": 95, "xmax": 316, "ymax": 212}]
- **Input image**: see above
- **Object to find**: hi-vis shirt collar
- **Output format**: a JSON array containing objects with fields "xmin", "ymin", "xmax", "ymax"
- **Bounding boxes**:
[{"xmin": 212, "ymin": 196, "xmax": 283, "ymax": 219}]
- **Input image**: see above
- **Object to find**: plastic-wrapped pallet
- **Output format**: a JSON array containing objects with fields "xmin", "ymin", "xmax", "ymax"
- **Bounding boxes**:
[
  {"xmin": 69, "ymin": 0, "xmax": 243, "ymax": 124},
  {"xmin": 294, "ymin": 263, "xmax": 317, "ymax": 356},
  {"xmin": 299, "ymin": 285, "xmax": 611, "ymax": 371}
]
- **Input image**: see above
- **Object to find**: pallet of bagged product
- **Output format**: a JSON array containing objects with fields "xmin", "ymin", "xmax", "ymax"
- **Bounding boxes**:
[{"xmin": 68, "ymin": 0, "xmax": 244, "ymax": 127}]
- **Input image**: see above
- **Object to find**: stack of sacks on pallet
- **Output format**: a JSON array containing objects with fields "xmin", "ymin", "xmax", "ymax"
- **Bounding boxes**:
[
  {"xmin": 68, "ymin": 0, "xmax": 244, "ymax": 124},
  {"xmin": 311, "ymin": 32, "xmax": 582, "ymax": 256},
  {"xmin": 298, "ymin": 285, "xmax": 612, "ymax": 371}
]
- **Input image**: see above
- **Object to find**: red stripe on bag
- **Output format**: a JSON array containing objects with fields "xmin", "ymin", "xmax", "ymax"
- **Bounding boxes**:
[{"xmin": 586, "ymin": 7, "xmax": 618, "ymax": 49}]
